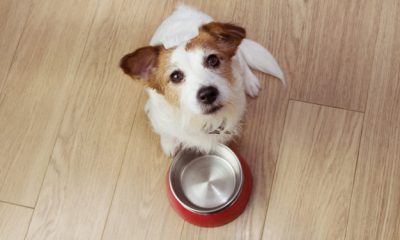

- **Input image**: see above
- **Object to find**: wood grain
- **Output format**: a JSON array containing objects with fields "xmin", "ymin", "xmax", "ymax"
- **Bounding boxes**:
[
  {"xmin": 0, "ymin": 0, "xmax": 98, "ymax": 206},
  {"xmin": 25, "ymin": 0, "xmax": 175, "ymax": 239},
  {"xmin": 290, "ymin": 0, "xmax": 382, "ymax": 111},
  {"xmin": 0, "ymin": 0, "xmax": 31, "ymax": 93},
  {"xmin": 0, "ymin": 202, "xmax": 32, "ymax": 240},
  {"xmin": 263, "ymin": 101, "xmax": 363, "ymax": 240},
  {"xmin": 101, "ymin": 95, "xmax": 184, "ymax": 240},
  {"xmin": 345, "ymin": 0, "xmax": 400, "ymax": 238},
  {"xmin": 101, "ymin": 2, "xmax": 188, "ymax": 239},
  {"xmin": 0, "ymin": 0, "xmax": 399, "ymax": 239}
]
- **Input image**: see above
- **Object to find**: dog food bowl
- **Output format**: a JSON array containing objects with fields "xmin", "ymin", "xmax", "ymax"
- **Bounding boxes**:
[{"xmin": 167, "ymin": 144, "xmax": 252, "ymax": 227}]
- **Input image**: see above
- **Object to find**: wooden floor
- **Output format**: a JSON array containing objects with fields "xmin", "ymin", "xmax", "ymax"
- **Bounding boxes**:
[{"xmin": 0, "ymin": 0, "xmax": 399, "ymax": 239}]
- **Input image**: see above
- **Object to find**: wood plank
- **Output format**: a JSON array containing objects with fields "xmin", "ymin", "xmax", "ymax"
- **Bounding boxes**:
[
  {"xmin": 262, "ymin": 101, "xmax": 363, "ymax": 240},
  {"xmin": 101, "ymin": 95, "xmax": 184, "ymax": 240},
  {"xmin": 345, "ymin": 0, "xmax": 400, "ymax": 238},
  {"xmin": 101, "ymin": 2, "xmax": 190, "ymax": 239},
  {"xmin": 290, "ymin": 0, "xmax": 382, "ymax": 111},
  {"xmin": 0, "ymin": 0, "xmax": 31, "ymax": 93},
  {"xmin": 0, "ymin": 202, "xmax": 32, "ymax": 240},
  {"xmin": 180, "ymin": 0, "xmax": 291, "ymax": 239},
  {"xmin": 25, "ymin": 0, "xmax": 174, "ymax": 239},
  {"xmin": 0, "ymin": 0, "xmax": 98, "ymax": 206}
]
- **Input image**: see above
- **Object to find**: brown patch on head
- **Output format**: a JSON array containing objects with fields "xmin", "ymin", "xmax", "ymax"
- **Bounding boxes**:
[
  {"xmin": 120, "ymin": 46, "xmax": 180, "ymax": 107},
  {"xmin": 217, "ymin": 56, "xmax": 235, "ymax": 84},
  {"xmin": 119, "ymin": 23, "xmax": 246, "ymax": 107},
  {"xmin": 187, "ymin": 22, "xmax": 246, "ymax": 57},
  {"xmin": 153, "ymin": 50, "xmax": 180, "ymax": 106},
  {"xmin": 186, "ymin": 22, "xmax": 246, "ymax": 84}
]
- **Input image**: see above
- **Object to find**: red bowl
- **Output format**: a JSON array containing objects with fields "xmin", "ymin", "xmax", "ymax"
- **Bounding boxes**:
[{"xmin": 166, "ymin": 145, "xmax": 252, "ymax": 227}]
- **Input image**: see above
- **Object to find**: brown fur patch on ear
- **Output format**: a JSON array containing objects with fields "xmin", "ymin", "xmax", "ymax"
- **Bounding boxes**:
[
  {"xmin": 199, "ymin": 22, "xmax": 246, "ymax": 56},
  {"xmin": 120, "ymin": 46, "xmax": 180, "ymax": 106},
  {"xmin": 120, "ymin": 46, "xmax": 162, "ymax": 79},
  {"xmin": 202, "ymin": 22, "xmax": 246, "ymax": 42}
]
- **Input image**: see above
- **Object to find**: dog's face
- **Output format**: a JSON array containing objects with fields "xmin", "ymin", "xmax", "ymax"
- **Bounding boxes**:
[{"xmin": 120, "ymin": 22, "xmax": 245, "ymax": 115}]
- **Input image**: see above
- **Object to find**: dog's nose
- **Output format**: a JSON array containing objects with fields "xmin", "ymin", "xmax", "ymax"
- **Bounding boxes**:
[{"xmin": 197, "ymin": 86, "xmax": 219, "ymax": 105}]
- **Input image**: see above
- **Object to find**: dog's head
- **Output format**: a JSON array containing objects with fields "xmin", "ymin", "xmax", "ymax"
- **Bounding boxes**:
[{"xmin": 120, "ymin": 22, "xmax": 245, "ymax": 115}]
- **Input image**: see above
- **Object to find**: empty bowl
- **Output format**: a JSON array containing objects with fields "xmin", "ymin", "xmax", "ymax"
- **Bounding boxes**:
[{"xmin": 167, "ymin": 144, "xmax": 252, "ymax": 227}]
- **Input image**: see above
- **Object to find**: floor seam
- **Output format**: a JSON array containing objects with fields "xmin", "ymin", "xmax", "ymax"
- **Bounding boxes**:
[
  {"xmin": 259, "ymin": 96, "xmax": 291, "ymax": 240},
  {"xmin": 0, "ymin": 200, "xmax": 34, "ymax": 210},
  {"xmin": 0, "ymin": 0, "xmax": 34, "ymax": 194},
  {"xmin": 289, "ymin": 98, "xmax": 365, "ymax": 113},
  {"xmin": 0, "ymin": 0, "xmax": 33, "ymax": 97},
  {"xmin": 99, "ymin": 90, "xmax": 144, "ymax": 240},
  {"xmin": 21, "ymin": 2, "xmax": 102, "ymax": 238},
  {"xmin": 343, "ymin": 112, "xmax": 366, "ymax": 240}
]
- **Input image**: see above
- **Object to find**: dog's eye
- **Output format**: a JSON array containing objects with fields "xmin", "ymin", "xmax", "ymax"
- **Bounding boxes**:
[
  {"xmin": 206, "ymin": 54, "xmax": 220, "ymax": 68},
  {"xmin": 170, "ymin": 70, "xmax": 184, "ymax": 83}
]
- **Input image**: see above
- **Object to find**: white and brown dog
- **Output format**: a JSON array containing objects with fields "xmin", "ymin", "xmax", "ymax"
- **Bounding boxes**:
[{"xmin": 120, "ymin": 5, "xmax": 285, "ymax": 156}]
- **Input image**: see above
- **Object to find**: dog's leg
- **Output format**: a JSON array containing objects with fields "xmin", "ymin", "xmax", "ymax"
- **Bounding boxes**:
[
  {"xmin": 236, "ymin": 50, "xmax": 260, "ymax": 97},
  {"xmin": 160, "ymin": 135, "xmax": 181, "ymax": 157},
  {"xmin": 243, "ymin": 64, "xmax": 260, "ymax": 97}
]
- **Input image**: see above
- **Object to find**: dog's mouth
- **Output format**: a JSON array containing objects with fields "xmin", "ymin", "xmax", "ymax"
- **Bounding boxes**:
[{"xmin": 203, "ymin": 105, "xmax": 223, "ymax": 115}]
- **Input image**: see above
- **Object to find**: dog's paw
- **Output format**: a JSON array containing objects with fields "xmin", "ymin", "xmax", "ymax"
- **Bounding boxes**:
[
  {"xmin": 144, "ymin": 101, "xmax": 150, "ymax": 114},
  {"xmin": 160, "ymin": 136, "xmax": 181, "ymax": 157},
  {"xmin": 244, "ymin": 68, "xmax": 261, "ymax": 97}
]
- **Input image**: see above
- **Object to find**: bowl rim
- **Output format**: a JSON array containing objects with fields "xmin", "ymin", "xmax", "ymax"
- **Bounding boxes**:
[{"xmin": 168, "ymin": 143, "xmax": 244, "ymax": 214}]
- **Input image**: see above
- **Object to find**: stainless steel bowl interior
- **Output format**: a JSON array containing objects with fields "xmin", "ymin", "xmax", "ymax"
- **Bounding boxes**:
[{"xmin": 169, "ymin": 144, "xmax": 243, "ymax": 214}]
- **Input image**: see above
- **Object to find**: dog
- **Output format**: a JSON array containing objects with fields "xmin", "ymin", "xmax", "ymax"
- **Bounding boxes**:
[{"xmin": 120, "ymin": 5, "xmax": 285, "ymax": 156}]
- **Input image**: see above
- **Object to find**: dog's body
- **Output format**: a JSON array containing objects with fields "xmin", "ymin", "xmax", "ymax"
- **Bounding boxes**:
[{"xmin": 120, "ymin": 5, "xmax": 284, "ymax": 156}]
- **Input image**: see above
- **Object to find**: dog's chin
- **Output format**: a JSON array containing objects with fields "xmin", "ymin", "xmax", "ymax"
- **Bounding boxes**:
[{"xmin": 203, "ymin": 105, "xmax": 223, "ymax": 115}]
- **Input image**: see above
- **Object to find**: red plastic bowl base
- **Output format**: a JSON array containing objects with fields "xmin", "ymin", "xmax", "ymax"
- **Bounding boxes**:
[{"xmin": 167, "ymin": 153, "xmax": 252, "ymax": 227}]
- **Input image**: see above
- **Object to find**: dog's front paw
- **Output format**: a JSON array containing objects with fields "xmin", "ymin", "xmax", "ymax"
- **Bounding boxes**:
[
  {"xmin": 244, "ymin": 68, "xmax": 261, "ymax": 97},
  {"xmin": 160, "ymin": 136, "xmax": 181, "ymax": 157}
]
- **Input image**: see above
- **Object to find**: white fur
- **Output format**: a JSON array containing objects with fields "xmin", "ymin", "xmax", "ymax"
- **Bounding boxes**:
[
  {"xmin": 145, "ymin": 45, "xmax": 246, "ymax": 154},
  {"xmin": 150, "ymin": 5, "xmax": 285, "ymax": 83},
  {"xmin": 150, "ymin": 5, "xmax": 213, "ymax": 48},
  {"xmin": 144, "ymin": 5, "xmax": 284, "ymax": 155}
]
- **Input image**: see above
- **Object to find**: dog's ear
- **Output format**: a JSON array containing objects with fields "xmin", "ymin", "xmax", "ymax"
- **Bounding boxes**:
[
  {"xmin": 120, "ymin": 46, "xmax": 161, "ymax": 80},
  {"xmin": 201, "ymin": 22, "xmax": 246, "ymax": 56}
]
